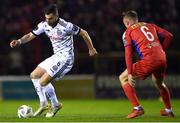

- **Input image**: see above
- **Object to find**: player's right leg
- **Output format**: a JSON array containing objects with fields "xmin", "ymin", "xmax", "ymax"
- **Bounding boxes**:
[
  {"xmin": 36, "ymin": 53, "xmax": 73, "ymax": 118},
  {"xmin": 36, "ymin": 72, "xmax": 61, "ymax": 118},
  {"xmin": 119, "ymin": 69, "xmax": 144, "ymax": 119},
  {"xmin": 30, "ymin": 66, "xmax": 49, "ymax": 117},
  {"xmin": 152, "ymin": 74, "xmax": 175, "ymax": 117}
]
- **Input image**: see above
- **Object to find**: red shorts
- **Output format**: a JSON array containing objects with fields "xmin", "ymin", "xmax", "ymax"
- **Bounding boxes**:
[{"xmin": 132, "ymin": 58, "xmax": 167, "ymax": 80}]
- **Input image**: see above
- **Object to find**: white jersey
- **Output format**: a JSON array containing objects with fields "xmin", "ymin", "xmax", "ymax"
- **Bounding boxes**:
[
  {"xmin": 32, "ymin": 18, "xmax": 80, "ymax": 54},
  {"xmin": 32, "ymin": 18, "xmax": 80, "ymax": 79}
]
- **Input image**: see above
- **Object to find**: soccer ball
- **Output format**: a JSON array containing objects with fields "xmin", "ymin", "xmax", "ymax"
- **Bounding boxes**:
[{"xmin": 17, "ymin": 105, "xmax": 33, "ymax": 118}]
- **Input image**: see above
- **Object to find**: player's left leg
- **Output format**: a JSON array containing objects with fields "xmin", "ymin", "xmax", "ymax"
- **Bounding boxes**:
[
  {"xmin": 43, "ymin": 83, "xmax": 62, "ymax": 118},
  {"xmin": 44, "ymin": 64, "xmax": 74, "ymax": 118},
  {"xmin": 152, "ymin": 74, "xmax": 174, "ymax": 117},
  {"xmin": 38, "ymin": 72, "xmax": 61, "ymax": 118},
  {"xmin": 119, "ymin": 69, "xmax": 144, "ymax": 119}
]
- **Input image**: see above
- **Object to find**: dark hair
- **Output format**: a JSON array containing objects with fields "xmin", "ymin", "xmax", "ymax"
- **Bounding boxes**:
[
  {"xmin": 122, "ymin": 10, "xmax": 138, "ymax": 20},
  {"xmin": 44, "ymin": 4, "xmax": 58, "ymax": 15}
]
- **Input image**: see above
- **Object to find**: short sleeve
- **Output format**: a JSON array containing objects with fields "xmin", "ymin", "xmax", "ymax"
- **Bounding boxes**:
[
  {"xmin": 32, "ymin": 22, "xmax": 45, "ymax": 36},
  {"xmin": 122, "ymin": 30, "xmax": 132, "ymax": 47},
  {"xmin": 122, "ymin": 32, "xmax": 127, "ymax": 46},
  {"xmin": 65, "ymin": 22, "xmax": 80, "ymax": 35}
]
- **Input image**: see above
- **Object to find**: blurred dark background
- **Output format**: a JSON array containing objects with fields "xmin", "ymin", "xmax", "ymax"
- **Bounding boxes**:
[
  {"xmin": 0, "ymin": 0, "xmax": 180, "ymax": 76},
  {"xmin": 0, "ymin": 0, "xmax": 180, "ymax": 99}
]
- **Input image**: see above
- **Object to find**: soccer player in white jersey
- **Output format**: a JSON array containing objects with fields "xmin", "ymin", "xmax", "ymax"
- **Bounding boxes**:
[{"xmin": 10, "ymin": 4, "xmax": 97, "ymax": 118}]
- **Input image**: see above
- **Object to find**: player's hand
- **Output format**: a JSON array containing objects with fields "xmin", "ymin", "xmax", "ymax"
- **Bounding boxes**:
[
  {"xmin": 89, "ymin": 48, "xmax": 98, "ymax": 56},
  {"xmin": 10, "ymin": 40, "xmax": 21, "ymax": 48},
  {"xmin": 128, "ymin": 74, "xmax": 136, "ymax": 87}
]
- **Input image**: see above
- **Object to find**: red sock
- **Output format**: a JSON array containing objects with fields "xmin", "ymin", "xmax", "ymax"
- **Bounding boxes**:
[
  {"xmin": 160, "ymin": 85, "xmax": 171, "ymax": 109},
  {"xmin": 122, "ymin": 82, "xmax": 140, "ymax": 107}
]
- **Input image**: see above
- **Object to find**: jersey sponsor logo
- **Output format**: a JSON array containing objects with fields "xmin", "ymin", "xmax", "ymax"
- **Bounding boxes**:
[
  {"xmin": 150, "ymin": 42, "xmax": 160, "ymax": 47},
  {"xmin": 49, "ymin": 36, "xmax": 65, "ymax": 41}
]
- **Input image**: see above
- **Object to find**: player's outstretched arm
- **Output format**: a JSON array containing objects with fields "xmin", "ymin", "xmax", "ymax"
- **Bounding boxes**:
[
  {"xmin": 10, "ymin": 32, "xmax": 36, "ymax": 48},
  {"xmin": 153, "ymin": 24, "xmax": 173, "ymax": 49},
  {"xmin": 79, "ymin": 29, "xmax": 98, "ymax": 56}
]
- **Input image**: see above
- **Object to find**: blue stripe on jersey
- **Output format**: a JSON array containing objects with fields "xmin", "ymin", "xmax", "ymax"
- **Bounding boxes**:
[
  {"xmin": 132, "ymin": 40, "xmax": 143, "ymax": 60},
  {"xmin": 54, "ymin": 60, "xmax": 71, "ymax": 78}
]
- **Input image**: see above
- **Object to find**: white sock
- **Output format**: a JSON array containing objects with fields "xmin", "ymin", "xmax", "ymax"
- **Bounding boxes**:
[
  {"xmin": 165, "ymin": 108, "xmax": 172, "ymax": 113},
  {"xmin": 134, "ymin": 105, "xmax": 142, "ymax": 110},
  {"xmin": 43, "ymin": 83, "xmax": 59, "ymax": 108},
  {"xmin": 32, "ymin": 79, "xmax": 48, "ymax": 107}
]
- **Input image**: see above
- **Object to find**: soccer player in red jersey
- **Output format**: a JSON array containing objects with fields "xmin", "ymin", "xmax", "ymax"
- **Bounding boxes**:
[{"xmin": 119, "ymin": 10, "xmax": 175, "ymax": 119}]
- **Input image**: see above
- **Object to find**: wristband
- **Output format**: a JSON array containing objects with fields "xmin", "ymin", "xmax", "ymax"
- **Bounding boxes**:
[{"xmin": 17, "ymin": 39, "xmax": 22, "ymax": 44}]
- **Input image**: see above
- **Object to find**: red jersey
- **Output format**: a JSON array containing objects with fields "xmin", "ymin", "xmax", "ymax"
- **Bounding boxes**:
[{"xmin": 122, "ymin": 22, "xmax": 173, "ymax": 74}]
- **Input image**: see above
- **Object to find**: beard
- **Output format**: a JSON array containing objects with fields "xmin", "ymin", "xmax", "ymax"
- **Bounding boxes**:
[
  {"xmin": 47, "ymin": 22, "xmax": 54, "ymax": 26},
  {"xmin": 47, "ymin": 18, "xmax": 58, "ymax": 27}
]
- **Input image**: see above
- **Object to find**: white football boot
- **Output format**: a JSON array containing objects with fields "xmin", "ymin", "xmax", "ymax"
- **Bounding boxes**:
[
  {"xmin": 45, "ymin": 103, "xmax": 62, "ymax": 118},
  {"xmin": 33, "ymin": 104, "xmax": 50, "ymax": 117}
]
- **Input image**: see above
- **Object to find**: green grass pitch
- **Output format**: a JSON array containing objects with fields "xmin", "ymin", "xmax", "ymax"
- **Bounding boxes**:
[{"xmin": 0, "ymin": 99, "xmax": 179, "ymax": 122}]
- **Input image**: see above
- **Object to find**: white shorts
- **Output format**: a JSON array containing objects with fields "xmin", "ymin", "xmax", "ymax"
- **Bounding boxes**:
[{"xmin": 38, "ymin": 52, "xmax": 74, "ymax": 79}]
